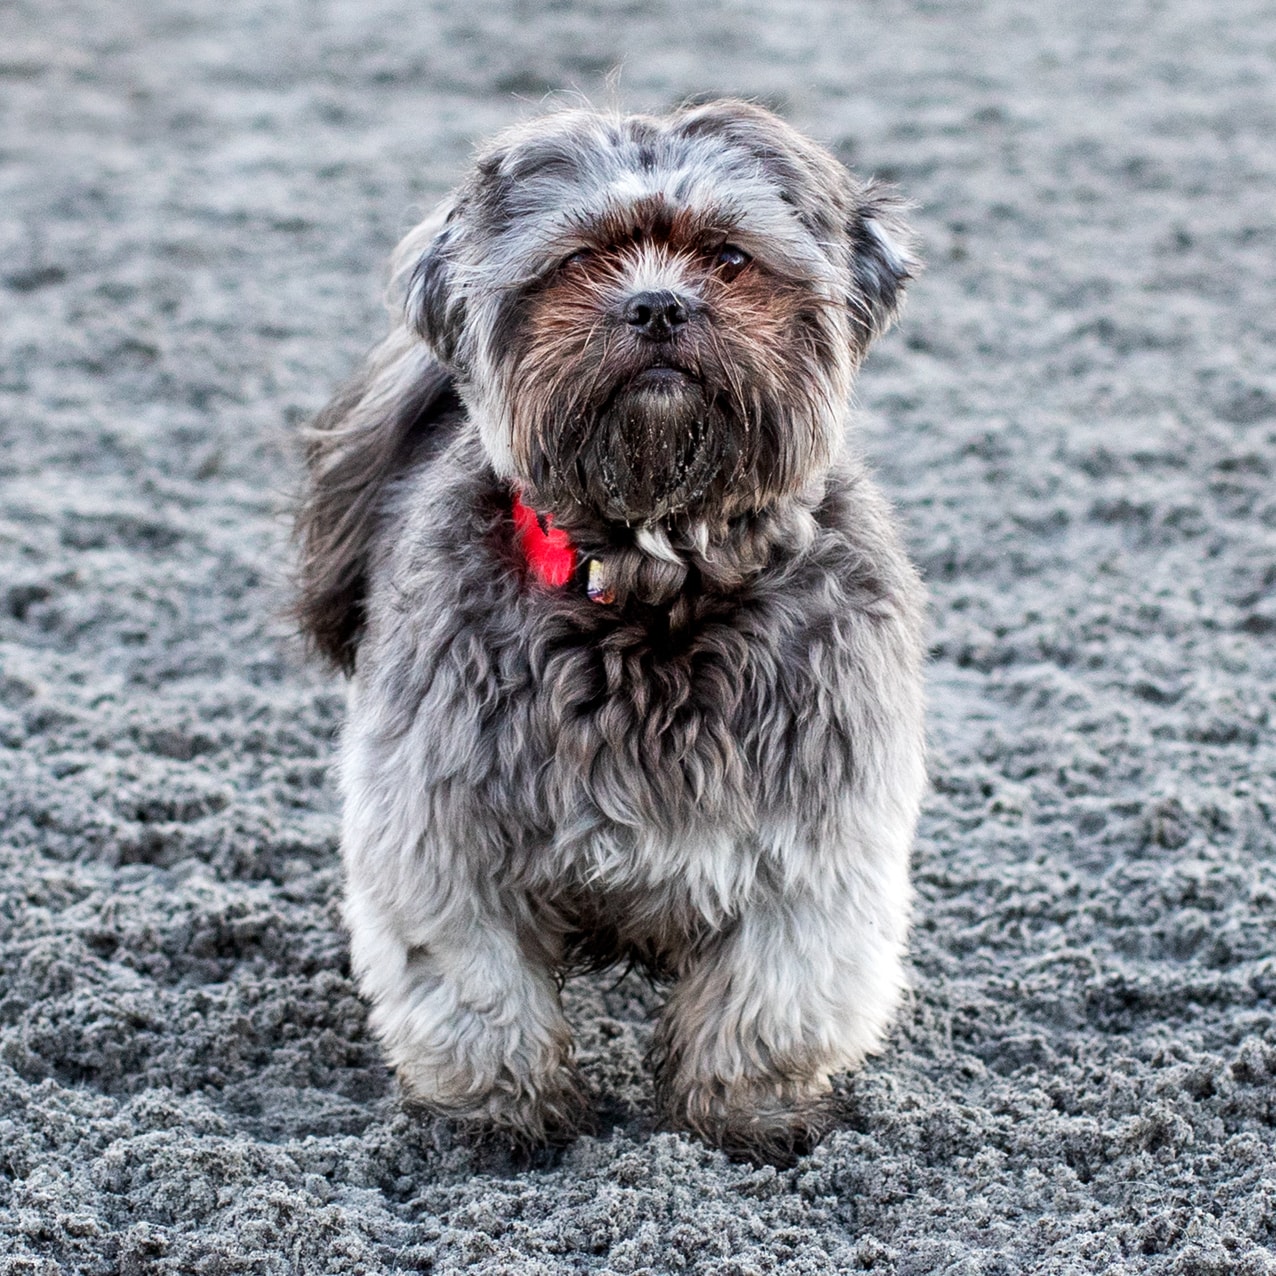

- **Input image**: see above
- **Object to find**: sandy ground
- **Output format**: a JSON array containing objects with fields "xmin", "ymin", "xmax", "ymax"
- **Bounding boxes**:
[{"xmin": 2, "ymin": 0, "xmax": 1275, "ymax": 1271}]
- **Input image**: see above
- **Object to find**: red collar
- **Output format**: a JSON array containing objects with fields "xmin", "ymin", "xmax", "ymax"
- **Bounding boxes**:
[
  {"xmin": 512, "ymin": 489, "xmax": 577, "ymax": 588},
  {"xmin": 511, "ymin": 490, "xmax": 614, "ymax": 603}
]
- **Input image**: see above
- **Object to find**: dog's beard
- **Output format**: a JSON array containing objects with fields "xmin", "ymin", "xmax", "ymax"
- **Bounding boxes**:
[
  {"xmin": 513, "ymin": 346, "xmax": 775, "ymax": 525},
  {"xmin": 568, "ymin": 367, "xmax": 729, "ymax": 523},
  {"xmin": 509, "ymin": 354, "xmax": 739, "ymax": 523}
]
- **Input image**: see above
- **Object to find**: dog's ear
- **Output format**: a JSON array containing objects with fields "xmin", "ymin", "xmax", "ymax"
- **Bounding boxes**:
[
  {"xmin": 846, "ymin": 184, "xmax": 918, "ymax": 349},
  {"xmin": 402, "ymin": 207, "xmax": 467, "ymax": 366},
  {"xmin": 672, "ymin": 102, "xmax": 919, "ymax": 349}
]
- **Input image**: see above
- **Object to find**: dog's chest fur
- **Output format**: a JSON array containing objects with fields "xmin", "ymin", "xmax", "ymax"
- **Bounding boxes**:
[{"xmin": 355, "ymin": 431, "xmax": 916, "ymax": 956}]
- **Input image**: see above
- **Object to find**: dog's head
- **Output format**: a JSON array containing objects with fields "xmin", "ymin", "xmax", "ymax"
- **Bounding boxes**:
[{"xmin": 405, "ymin": 99, "xmax": 916, "ymax": 525}]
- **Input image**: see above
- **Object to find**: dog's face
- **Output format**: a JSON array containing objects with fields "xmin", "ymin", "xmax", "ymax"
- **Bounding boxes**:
[{"xmin": 407, "ymin": 100, "xmax": 914, "ymax": 525}]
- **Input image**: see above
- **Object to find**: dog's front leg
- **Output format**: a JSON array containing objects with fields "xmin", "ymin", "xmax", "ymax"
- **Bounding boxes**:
[
  {"xmin": 340, "ymin": 750, "xmax": 583, "ymax": 1142},
  {"xmin": 654, "ymin": 858, "xmax": 909, "ymax": 1161},
  {"xmin": 344, "ymin": 883, "xmax": 582, "ymax": 1142}
]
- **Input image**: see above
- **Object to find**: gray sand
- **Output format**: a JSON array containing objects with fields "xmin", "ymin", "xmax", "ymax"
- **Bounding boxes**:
[{"xmin": 2, "ymin": 0, "xmax": 1275, "ymax": 1271}]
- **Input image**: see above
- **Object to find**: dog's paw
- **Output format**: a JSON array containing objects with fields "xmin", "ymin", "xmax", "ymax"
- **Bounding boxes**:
[
  {"xmin": 397, "ymin": 1059, "xmax": 592, "ymax": 1149},
  {"xmin": 658, "ymin": 1076, "xmax": 838, "ymax": 1167}
]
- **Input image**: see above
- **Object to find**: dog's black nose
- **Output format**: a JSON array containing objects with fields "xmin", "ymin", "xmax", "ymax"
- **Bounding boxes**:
[{"xmin": 623, "ymin": 289, "xmax": 690, "ymax": 340}]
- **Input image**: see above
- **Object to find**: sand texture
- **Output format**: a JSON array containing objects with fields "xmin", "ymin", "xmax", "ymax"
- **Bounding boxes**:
[{"xmin": 2, "ymin": 0, "xmax": 1275, "ymax": 1271}]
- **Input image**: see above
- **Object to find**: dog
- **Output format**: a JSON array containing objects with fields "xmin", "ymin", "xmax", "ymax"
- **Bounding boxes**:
[{"xmin": 293, "ymin": 99, "xmax": 926, "ymax": 1160}]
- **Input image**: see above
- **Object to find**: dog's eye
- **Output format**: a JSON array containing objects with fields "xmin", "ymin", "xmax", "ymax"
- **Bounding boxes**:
[
  {"xmin": 714, "ymin": 245, "xmax": 751, "ymax": 280},
  {"xmin": 560, "ymin": 249, "xmax": 594, "ymax": 271}
]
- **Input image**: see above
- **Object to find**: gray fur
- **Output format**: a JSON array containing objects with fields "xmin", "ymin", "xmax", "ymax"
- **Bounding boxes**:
[{"xmin": 295, "ymin": 100, "xmax": 926, "ymax": 1160}]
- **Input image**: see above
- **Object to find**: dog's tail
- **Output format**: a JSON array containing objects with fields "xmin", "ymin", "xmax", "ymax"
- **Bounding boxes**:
[{"xmin": 292, "ymin": 324, "xmax": 460, "ymax": 673}]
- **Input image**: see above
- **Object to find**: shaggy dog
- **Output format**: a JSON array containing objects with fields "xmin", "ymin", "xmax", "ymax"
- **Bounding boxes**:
[{"xmin": 294, "ymin": 99, "xmax": 926, "ymax": 1160}]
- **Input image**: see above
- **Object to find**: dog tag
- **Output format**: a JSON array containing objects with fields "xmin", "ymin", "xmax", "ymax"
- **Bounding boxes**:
[{"xmin": 586, "ymin": 558, "xmax": 615, "ymax": 604}]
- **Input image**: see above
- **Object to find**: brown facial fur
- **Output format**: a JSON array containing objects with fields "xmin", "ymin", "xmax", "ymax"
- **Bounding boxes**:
[{"xmin": 510, "ymin": 216, "xmax": 839, "ymax": 527}]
